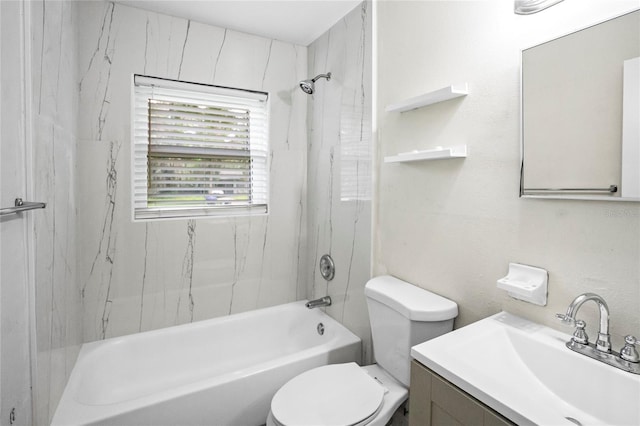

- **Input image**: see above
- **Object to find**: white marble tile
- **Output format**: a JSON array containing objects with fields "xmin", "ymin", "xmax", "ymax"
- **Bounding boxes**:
[
  {"xmin": 29, "ymin": 0, "xmax": 82, "ymax": 423},
  {"xmin": 77, "ymin": 1, "xmax": 309, "ymax": 341},
  {"xmin": 1, "ymin": 2, "xmax": 35, "ymax": 424},
  {"xmin": 4, "ymin": 0, "xmax": 368, "ymax": 423},
  {"xmin": 306, "ymin": 2, "xmax": 373, "ymax": 363}
]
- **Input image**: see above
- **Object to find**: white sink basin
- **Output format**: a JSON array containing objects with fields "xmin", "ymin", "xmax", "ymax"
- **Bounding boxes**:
[{"xmin": 411, "ymin": 312, "xmax": 640, "ymax": 426}]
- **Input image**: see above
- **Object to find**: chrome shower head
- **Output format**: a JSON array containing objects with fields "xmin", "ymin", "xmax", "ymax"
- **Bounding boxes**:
[
  {"xmin": 300, "ymin": 80, "xmax": 315, "ymax": 94},
  {"xmin": 299, "ymin": 72, "xmax": 331, "ymax": 95}
]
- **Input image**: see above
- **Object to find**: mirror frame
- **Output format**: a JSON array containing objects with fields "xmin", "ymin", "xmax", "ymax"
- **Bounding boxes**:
[{"xmin": 519, "ymin": 8, "xmax": 640, "ymax": 202}]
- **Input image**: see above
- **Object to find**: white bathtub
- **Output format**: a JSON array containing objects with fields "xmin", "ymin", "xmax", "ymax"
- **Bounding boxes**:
[{"xmin": 52, "ymin": 301, "xmax": 361, "ymax": 426}]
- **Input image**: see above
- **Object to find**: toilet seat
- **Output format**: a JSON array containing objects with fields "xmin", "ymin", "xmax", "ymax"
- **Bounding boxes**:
[{"xmin": 270, "ymin": 363, "xmax": 386, "ymax": 426}]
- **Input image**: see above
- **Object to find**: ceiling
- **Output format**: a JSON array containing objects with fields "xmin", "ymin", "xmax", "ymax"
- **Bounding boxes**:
[{"xmin": 115, "ymin": 0, "xmax": 362, "ymax": 46}]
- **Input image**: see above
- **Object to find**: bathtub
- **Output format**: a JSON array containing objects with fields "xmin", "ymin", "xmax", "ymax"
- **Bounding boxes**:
[{"xmin": 52, "ymin": 301, "xmax": 361, "ymax": 426}]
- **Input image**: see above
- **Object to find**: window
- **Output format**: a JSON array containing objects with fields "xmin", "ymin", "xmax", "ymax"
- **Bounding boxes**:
[
  {"xmin": 132, "ymin": 75, "xmax": 269, "ymax": 220},
  {"xmin": 340, "ymin": 101, "xmax": 372, "ymax": 202}
]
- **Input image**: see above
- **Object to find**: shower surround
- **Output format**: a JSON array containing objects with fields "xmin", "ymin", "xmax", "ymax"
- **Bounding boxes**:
[
  {"xmin": 77, "ymin": 2, "xmax": 308, "ymax": 341},
  {"xmin": 306, "ymin": 2, "xmax": 373, "ymax": 362},
  {"xmin": 77, "ymin": 0, "xmax": 372, "ymax": 349},
  {"xmin": 31, "ymin": 1, "xmax": 82, "ymax": 424},
  {"xmin": 20, "ymin": 1, "xmax": 372, "ymax": 422}
]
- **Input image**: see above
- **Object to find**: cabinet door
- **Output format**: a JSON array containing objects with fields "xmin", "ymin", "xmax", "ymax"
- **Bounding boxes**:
[{"xmin": 409, "ymin": 360, "xmax": 513, "ymax": 426}]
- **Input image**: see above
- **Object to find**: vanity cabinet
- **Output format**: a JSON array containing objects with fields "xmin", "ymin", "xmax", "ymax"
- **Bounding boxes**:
[{"xmin": 409, "ymin": 360, "xmax": 515, "ymax": 426}]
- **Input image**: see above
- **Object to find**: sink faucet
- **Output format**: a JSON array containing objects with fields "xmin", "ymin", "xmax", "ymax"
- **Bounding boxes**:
[
  {"xmin": 305, "ymin": 296, "xmax": 331, "ymax": 309},
  {"xmin": 557, "ymin": 293, "xmax": 639, "ymax": 375},
  {"xmin": 557, "ymin": 292, "xmax": 611, "ymax": 352}
]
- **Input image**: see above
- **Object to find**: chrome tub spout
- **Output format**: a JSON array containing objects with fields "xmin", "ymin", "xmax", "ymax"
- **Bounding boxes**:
[{"xmin": 305, "ymin": 296, "xmax": 332, "ymax": 309}]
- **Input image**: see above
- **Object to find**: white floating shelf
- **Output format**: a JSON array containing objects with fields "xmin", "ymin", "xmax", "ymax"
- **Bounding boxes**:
[
  {"xmin": 384, "ymin": 145, "xmax": 467, "ymax": 163},
  {"xmin": 385, "ymin": 83, "xmax": 469, "ymax": 113}
]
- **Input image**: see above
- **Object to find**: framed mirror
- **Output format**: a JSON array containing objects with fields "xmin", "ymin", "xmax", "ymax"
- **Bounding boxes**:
[{"xmin": 520, "ymin": 9, "xmax": 640, "ymax": 201}]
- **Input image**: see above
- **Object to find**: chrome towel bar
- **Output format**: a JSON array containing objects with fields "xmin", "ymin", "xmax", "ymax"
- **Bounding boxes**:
[
  {"xmin": 0, "ymin": 198, "xmax": 46, "ymax": 217},
  {"xmin": 524, "ymin": 185, "xmax": 618, "ymax": 194}
]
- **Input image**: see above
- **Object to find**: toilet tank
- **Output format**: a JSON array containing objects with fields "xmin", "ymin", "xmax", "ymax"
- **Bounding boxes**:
[{"xmin": 365, "ymin": 275, "xmax": 458, "ymax": 387}]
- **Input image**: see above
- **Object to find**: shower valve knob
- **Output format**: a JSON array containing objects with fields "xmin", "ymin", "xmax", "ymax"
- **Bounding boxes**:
[{"xmin": 319, "ymin": 254, "xmax": 335, "ymax": 281}]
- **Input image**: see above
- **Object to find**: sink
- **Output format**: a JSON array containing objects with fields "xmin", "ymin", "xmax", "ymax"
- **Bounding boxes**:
[{"xmin": 411, "ymin": 312, "xmax": 640, "ymax": 426}]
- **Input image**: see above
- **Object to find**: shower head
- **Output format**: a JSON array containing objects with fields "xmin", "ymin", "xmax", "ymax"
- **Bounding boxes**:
[
  {"xmin": 299, "ymin": 80, "xmax": 315, "ymax": 94},
  {"xmin": 299, "ymin": 72, "xmax": 331, "ymax": 94}
]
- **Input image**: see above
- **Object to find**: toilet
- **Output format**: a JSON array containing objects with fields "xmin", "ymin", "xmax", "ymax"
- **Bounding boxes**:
[{"xmin": 266, "ymin": 275, "xmax": 458, "ymax": 426}]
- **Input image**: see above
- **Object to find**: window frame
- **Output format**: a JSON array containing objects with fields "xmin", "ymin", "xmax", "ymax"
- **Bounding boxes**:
[{"xmin": 131, "ymin": 74, "xmax": 269, "ymax": 221}]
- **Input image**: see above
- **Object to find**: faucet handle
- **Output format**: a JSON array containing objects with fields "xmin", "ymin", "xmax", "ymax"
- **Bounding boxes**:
[
  {"xmin": 620, "ymin": 335, "xmax": 640, "ymax": 363},
  {"xmin": 555, "ymin": 313, "xmax": 575, "ymax": 326},
  {"xmin": 571, "ymin": 320, "xmax": 589, "ymax": 345}
]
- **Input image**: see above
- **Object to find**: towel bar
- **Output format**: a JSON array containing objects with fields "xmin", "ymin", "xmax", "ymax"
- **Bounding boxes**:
[{"xmin": 0, "ymin": 198, "xmax": 46, "ymax": 217}]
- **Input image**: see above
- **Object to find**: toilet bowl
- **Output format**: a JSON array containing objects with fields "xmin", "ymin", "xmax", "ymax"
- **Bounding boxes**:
[{"xmin": 266, "ymin": 275, "xmax": 458, "ymax": 426}]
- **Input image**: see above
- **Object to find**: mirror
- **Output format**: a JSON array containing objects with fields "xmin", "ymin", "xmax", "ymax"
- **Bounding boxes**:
[{"xmin": 520, "ymin": 9, "xmax": 640, "ymax": 201}]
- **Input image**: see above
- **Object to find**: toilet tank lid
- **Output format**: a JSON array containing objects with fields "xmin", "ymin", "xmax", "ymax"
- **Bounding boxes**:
[{"xmin": 365, "ymin": 275, "xmax": 458, "ymax": 321}]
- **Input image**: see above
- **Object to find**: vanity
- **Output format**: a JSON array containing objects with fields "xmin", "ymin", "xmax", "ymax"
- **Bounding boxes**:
[
  {"xmin": 409, "ymin": 312, "xmax": 640, "ymax": 426},
  {"xmin": 409, "ymin": 360, "xmax": 514, "ymax": 426}
]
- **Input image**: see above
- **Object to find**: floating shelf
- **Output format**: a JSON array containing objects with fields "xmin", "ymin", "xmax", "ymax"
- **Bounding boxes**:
[
  {"xmin": 385, "ymin": 83, "xmax": 469, "ymax": 113},
  {"xmin": 384, "ymin": 145, "xmax": 467, "ymax": 163}
]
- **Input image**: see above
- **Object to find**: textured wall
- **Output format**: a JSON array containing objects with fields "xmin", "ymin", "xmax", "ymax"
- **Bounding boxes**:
[
  {"xmin": 77, "ymin": 1, "xmax": 308, "ymax": 342},
  {"xmin": 375, "ymin": 0, "xmax": 640, "ymax": 349},
  {"xmin": 307, "ymin": 2, "xmax": 373, "ymax": 363}
]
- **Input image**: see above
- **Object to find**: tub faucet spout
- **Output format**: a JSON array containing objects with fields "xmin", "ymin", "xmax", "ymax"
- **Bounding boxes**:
[{"xmin": 305, "ymin": 296, "xmax": 331, "ymax": 309}]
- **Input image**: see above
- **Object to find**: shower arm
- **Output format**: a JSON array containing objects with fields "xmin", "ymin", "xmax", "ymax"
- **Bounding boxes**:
[{"xmin": 312, "ymin": 72, "xmax": 331, "ymax": 82}]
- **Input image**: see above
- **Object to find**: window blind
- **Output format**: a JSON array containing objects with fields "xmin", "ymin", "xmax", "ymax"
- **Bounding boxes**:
[
  {"xmin": 132, "ymin": 75, "xmax": 269, "ymax": 220},
  {"xmin": 340, "ymin": 102, "xmax": 372, "ymax": 201}
]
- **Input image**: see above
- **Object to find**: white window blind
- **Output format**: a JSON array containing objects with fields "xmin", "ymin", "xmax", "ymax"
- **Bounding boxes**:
[
  {"xmin": 340, "ymin": 102, "xmax": 372, "ymax": 202},
  {"xmin": 132, "ymin": 75, "xmax": 269, "ymax": 220}
]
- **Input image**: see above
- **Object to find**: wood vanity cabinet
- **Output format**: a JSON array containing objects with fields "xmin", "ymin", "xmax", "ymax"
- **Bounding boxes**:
[{"xmin": 409, "ymin": 360, "xmax": 515, "ymax": 426}]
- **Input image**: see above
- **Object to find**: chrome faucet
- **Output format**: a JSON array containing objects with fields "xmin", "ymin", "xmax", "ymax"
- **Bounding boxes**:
[
  {"xmin": 557, "ymin": 293, "xmax": 639, "ymax": 375},
  {"xmin": 556, "ymin": 292, "xmax": 611, "ymax": 352},
  {"xmin": 305, "ymin": 296, "xmax": 331, "ymax": 309}
]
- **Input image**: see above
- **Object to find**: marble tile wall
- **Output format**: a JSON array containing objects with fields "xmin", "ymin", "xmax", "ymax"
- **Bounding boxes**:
[
  {"xmin": 1, "ymin": 2, "xmax": 35, "ymax": 424},
  {"xmin": 76, "ymin": 2, "xmax": 308, "ymax": 341},
  {"xmin": 2, "ymin": 0, "xmax": 369, "ymax": 423},
  {"xmin": 29, "ymin": 1, "xmax": 82, "ymax": 424},
  {"xmin": 307, "ymin": 2, "xmax": 373, "ymax": 363},
  {"xmin": 1, "ymin": 1, "xmax": 80, "ymax": 423}
]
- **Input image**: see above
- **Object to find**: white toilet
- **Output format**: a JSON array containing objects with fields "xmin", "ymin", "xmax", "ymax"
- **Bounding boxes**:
[{"xmin": 266, "ymin": 275, "xmax": 458, "ymax": 426}]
